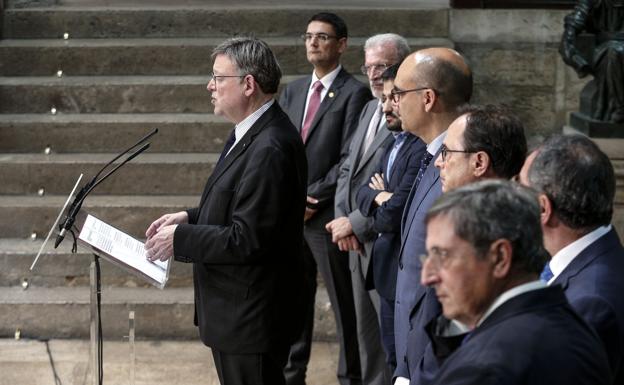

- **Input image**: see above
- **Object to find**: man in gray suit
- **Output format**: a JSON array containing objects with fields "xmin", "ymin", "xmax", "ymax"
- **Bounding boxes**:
[{"xmin": 327, "ymin": 33, "xmax": 410, "ymax": 385}]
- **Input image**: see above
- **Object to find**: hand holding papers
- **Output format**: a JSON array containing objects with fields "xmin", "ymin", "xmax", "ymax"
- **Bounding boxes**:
[
  {"xmin": 78, "ymin": 213, "xmax": 171, "ymax": 289},
  {"xmin": 144, "ymin": 211, "xmax": 189, "ymax": 262}
]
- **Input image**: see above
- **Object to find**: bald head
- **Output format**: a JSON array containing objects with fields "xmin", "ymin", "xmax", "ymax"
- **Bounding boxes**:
[{"xmin": 402, "ymin": 48, "xmax": 472, "ymax": 110}]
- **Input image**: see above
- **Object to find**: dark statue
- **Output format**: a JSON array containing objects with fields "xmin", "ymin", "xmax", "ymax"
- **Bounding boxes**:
[{"xmin": 560, "ymin": 0, "xmax": 624, "ymax": 134}]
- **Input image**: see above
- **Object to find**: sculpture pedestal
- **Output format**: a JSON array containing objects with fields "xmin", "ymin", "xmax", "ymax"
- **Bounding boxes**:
[{"xmin": 569, "ymin": 112, "xmax": 624, "ymax": 138}]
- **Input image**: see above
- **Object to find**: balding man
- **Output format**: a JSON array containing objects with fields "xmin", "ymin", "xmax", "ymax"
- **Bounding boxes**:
[
  {"xmin": 390, "ymin": 48, "xmax": 472, "ymax": 384},
  {"xmin": 520, "ymin": 135, "xmax": 624, "ymax": 384}
]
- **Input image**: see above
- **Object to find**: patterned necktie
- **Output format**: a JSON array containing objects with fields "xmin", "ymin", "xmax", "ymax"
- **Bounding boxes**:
[
  {"xmin": 414, "ymin": 151, "xmax": 434, "ymax": 191},
  {"xmin": 301, "ymin": 80, "xmax": 324, "ymax": 142},
  {"xmin": 217, "ymin": 129, "xmax": 236, "ymax": 165},
  {"xmin": 540, "ymin": 262, "xmax": 554, "ymax": 282}
]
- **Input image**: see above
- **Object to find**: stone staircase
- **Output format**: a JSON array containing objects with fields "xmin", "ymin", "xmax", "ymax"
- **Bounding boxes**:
[{"xmin": 0, "ymin": 1, "xmax": 452, "ymax": 340}]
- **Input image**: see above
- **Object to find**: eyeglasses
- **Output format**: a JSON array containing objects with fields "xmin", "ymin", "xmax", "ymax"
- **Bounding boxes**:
[
  {"xmin": 301, "ymin": 33, "xmax": 339, "ymax": 43},
  {"xmin": 390, "ymin": 86, "xmax": 431, "ymax": 103},
  {"xmin": 419, "ymin": 248, "xmax": 454, "ymax": 270},
  {"xmin": 440, "ymin": 144, "xmax": 476, "ymax": 162},
  {"xmin": 360, "ymin": 63, "xmax": 389, "ymax": 75},
  {"xmin": 209, "ymin": 73, "xmax": 246, "ymax": 84}
]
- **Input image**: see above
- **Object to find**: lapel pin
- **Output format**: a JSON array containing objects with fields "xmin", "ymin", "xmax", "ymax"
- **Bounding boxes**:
[{"xmin": 328, "ymin": 91, "xmax": 335, "ymax": 98}]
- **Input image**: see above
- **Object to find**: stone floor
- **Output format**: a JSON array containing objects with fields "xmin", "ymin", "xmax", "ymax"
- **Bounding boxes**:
[{"xmin": 0, "ymin": 339, "xmax": 339, "ymax": 385}]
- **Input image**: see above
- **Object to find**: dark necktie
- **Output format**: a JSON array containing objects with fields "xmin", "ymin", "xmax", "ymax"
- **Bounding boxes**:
[
  {"xmin": 301, "ymin": 80, "xmax": 324, "ymax": 142},
  {"xmin": 414, "ymin": 151, "xmax": 434, "ymax": 191},
  {"xmin": 217, "ymin": 129, "xmax": 236, "ymax": 165},
  {"xmin": 540, "ymin": 262, "xmax": 554, "ymax": 282}
]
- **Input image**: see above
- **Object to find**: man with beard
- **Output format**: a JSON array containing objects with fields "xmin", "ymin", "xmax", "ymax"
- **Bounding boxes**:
[{"xmin": 356, "ymin": 63, "xmax": 426, "ymax": 375}]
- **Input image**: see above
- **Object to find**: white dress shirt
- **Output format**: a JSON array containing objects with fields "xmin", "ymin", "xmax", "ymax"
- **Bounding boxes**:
[
  {"xmin": 547, "ymin": 225, "xmax": 612, "ymax": 285},
  {"xmin": 227, "ymin": 99, "xmax": 274, "ymax": 156},
  {"xmin": 301, "ymin": 65, "xmax": 342, "ymax": 127}
]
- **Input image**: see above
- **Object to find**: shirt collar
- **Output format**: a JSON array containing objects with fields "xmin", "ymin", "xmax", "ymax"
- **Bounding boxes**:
[
  {"xmin": 231, "ymin": 99, "xmax": 274, "ymax": 150},
  {"xmin": 476, "ymin": 280, "xmax": 546, "ymax": 327},
  {"xmin": 427, "ymin": 130, "xmax": 447, "ymax": 156},
  {"xmin": 548, "ymin": 225, "xmax": 612, "ymax": 283},
  {"xmin": 312, "ymin": 64, "xmax": 342, "ymax": 91}
]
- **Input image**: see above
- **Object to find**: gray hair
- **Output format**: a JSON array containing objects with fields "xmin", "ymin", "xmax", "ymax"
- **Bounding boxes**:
[
  {"xmin": 364, "ymin": 33, "xmax": 410, "ymax": 63},
  {"xmin": 212, "ymin": 37, "xmax": 282, "ymax": 94},
  {"xmin": 528, "ymin": 134, "xmax": 615, "ymax": 232},
  {"xmin": 426, "ymin": 179, "xmax": 547, "ymax": 275}
]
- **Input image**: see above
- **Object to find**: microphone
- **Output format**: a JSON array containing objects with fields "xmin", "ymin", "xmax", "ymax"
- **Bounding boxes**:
[{"xmin": 54, "ymin": 128, "xmax": 158, "ymax": 249}]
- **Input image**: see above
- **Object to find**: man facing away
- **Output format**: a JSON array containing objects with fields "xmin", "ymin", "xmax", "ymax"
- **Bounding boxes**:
[
  {"xmin": 279, "ymin": 12, "xmax": 372, "ymax": 385},
  {"xmin": 421, "ymin": 180, "xmax": 610, "ymax": 385},
  {"xmin": 390, "ymin": 48, "xmax": 472, "ymax": 384},
  {"xmin": 520, "ymin": 134, "xmax": 624, "ymax": 384},
  {"xmin": 408, "ymin": 104, "xmax": 528, "ymax": 385},
  {"xmin": 327, "ymin": 34, "xmax": 411, "ymax": 385},
  {"xmin": 144, "ymin": 37, "xmax": 308, "ymax": 385},
  {"xmin": 354, "ymin": 63, "xmax": 426, "ymax": 376}
]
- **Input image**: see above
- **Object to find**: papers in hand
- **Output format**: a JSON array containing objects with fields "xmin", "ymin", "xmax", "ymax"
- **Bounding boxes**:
[{"xmin": 78, "ymin": 214, "xmax": 170, "ymax": 289}]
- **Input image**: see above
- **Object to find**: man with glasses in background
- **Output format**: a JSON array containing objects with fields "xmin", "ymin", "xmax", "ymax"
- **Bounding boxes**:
[
  {"xmin": 390, "ymin": 48, "xmax": 472, "ymax": 385},
  {"xmin": 406, "ymin": 104, "xmax": 527, "ymax": 385},
  {"xmin": 327, "ymin": 34, "xmax": 410, "ymax": 385},
  {"xmin": 279, "ymin": 12, "xmax": 371, "ymax": 385}
]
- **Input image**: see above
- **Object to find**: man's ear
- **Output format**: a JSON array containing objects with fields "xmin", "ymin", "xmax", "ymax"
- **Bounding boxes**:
[
  {"xmin": 490, "ymin": 239, "xmax": 512, "ymax": 279},
  {"xmin": 538, "ymin": 193, "xmax": 555, "ymax": 227},
  {"xmin": 337, "ymin": 37, "xmax": 347, "ymax": 54},
  {"xmin": 423, "ymin": 89, "xmax": 437, "ymax": 112},
  {"xmin": 473, "ymin": 151, "xmax": 490, "ymax": 178},
  {"xmin": 243, "ymin": 74, "xmax": 256, "ymax": 96}
]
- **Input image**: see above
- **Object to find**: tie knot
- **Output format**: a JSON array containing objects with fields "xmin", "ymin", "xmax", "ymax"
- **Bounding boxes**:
[
  {"xmin": 422, "ymin": 151, "xmax": 434, "ymax": 166},
  {"xmin": 313, "ymin": 80, "xmax": 324, "ymax": 92}
]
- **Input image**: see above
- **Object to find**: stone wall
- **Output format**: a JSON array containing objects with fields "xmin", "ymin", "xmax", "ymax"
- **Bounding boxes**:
[{"xmin": 450, "ymin": 9, "xmax": 589, "ymax": 138}]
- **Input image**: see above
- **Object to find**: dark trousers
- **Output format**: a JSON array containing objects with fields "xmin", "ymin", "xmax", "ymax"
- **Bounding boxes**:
[
  {"xmin": 379, "ymin": 296, "xmax": 397, "ymax": 374},
  {"xmin": 284, "ymin": 228, "xmax": 361, "ymax": 385},
  {"xmin": 212, "ymin": 346, "xmax": 289, "ymax": 385}
]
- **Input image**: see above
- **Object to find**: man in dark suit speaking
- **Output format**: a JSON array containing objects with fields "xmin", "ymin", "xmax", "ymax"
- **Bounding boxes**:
[{"xmin": 144, "ymin": 37, "xmax": 308, "ymax": 385}]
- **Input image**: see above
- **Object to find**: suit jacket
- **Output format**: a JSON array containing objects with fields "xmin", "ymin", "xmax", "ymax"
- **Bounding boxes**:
[
  {"xmin": 394, "ymin": 146, "xmax": 443, "ymax": 379},
  {"xmin": 173, "ymin": 102, "xmax": 308, "ymax": 354},
  {"xmin": 432, "ymin": 286, "xmax": 611, "ymax": 385},
  {"xmin": 335, "ymin": 98, "xmax": 393, "ymax": 271},
  {"xmin": 552, "ymin": 228, "xmax": 624, "ymax": 384},
  {"xmin": 279, "ymin": 68, "xmax": 372, "ymax": 230},
  {"xmin": 355, "ymin": 133, "xmax": 426, "ymax": 299}
]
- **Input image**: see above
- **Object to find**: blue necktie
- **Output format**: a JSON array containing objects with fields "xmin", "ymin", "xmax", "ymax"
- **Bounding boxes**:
[
  {"xmin": 540, "ymin": 262, "xmax": 554, "ymax": 282},
  {"xmin": 217, "ymin": 129, "xmax": 236, "ymax": 165}
]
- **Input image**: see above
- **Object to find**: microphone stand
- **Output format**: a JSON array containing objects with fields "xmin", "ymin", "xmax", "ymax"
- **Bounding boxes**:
[{"xmin": 51, "ymin": 128, "xmax": 158, "ymax": 385}]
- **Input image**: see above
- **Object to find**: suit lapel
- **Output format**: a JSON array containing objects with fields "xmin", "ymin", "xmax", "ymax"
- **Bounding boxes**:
[
  {"xmin": 388, "ymin": 134, "xmax": 416, "ymax": 184},
  {"xmin": 291, "ymin": 78, "xmax": 311, "ymax": 132},
  {"xmin": 355, "ymin": 122, "xmax": 391, "ymax": 177},
  {"xmin": 304, "ymin": 69, "xmax": 347, "ymax": 142},
  {"xmin": 198, "ymin": 103, "xmax": 277, "ymax": 209},
  {"xmin": 552, "ymin": 229, "xmax": 619, "ymax": 291}
]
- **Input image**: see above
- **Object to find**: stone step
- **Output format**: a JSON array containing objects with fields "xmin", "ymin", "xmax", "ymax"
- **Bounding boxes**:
[
  {"xmin": 0, "ymin": 195, "xmax": 198, "ymax": 239},
  {"xmin": 0, "ymin": 113, "xmax": 230, "ymax": 153},
  {"xmin": 0, "ymin": 285, "xmax": 336, "ymax": 340},
  {"xmin": 0, "ymin": 75, "xmax": 212, "ymax": 114},
  {"xmin": 0, "ymin": 153, "xmax": 216, "ymax": 195},
  {"xmin": 2, "ymin": 6, "xmax": 448, "ymax": 39},
  {"xmin": 0, "ymin": 75, "xmax": 327, "ymax": 114},
  {"xmin": 0, "ymin": 37, "xmax": 452, "ymax": 76},
  {"xmin": 1, "ymin": 238, "xmax": 194, "ymax": 288}
]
